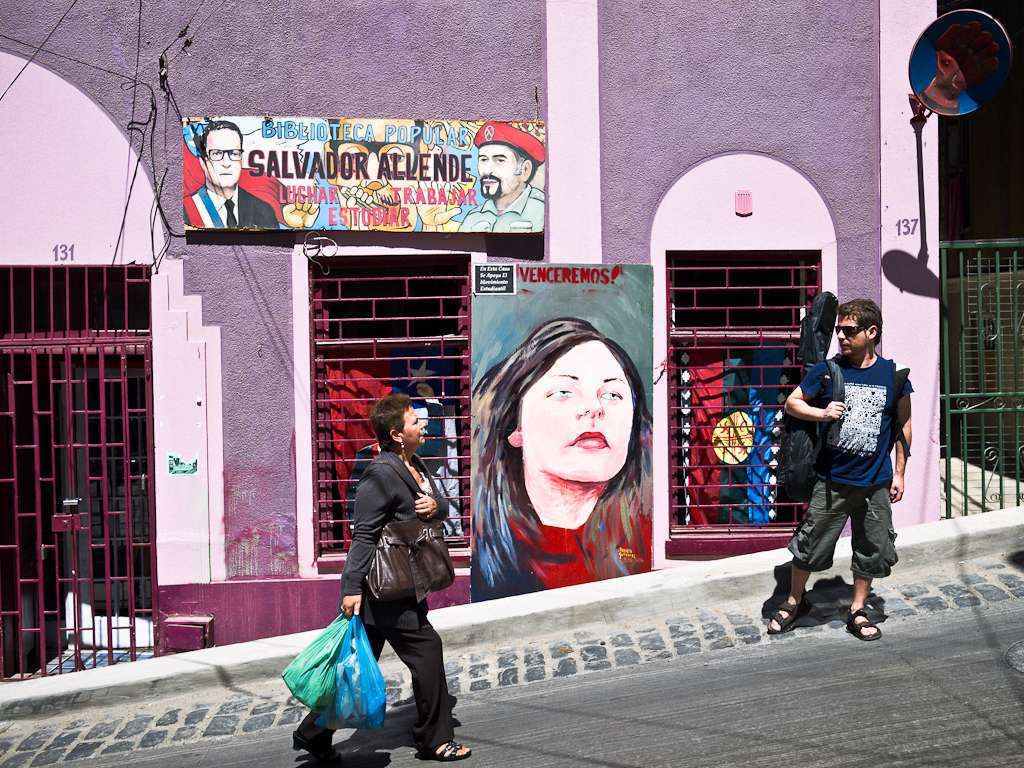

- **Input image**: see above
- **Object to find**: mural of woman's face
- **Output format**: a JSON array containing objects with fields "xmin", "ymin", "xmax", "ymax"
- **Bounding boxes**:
[{"xmin": 509, "ymin": 340, "xmax": 634, "ymax": 485}]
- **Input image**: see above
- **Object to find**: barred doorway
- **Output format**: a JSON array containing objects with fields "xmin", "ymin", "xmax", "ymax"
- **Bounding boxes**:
[
  {"xmin": 941, "ymin": 239, "xmax": 1024, "ymax": 515},
  {"xmin": 309, "ymin": 257, "xmax": 472, "ymax": 566},
  {"xmin": 0, "ymin": 267, "xmax": 157, "ymax": 678},
  {"xmin": 667, "ymin": 251, "xmax": 820, "ymax": 557}
]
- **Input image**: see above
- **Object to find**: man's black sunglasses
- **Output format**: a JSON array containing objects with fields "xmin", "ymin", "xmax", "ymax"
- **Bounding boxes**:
[{"xmin": 835, "ymin": 324, "xmax": 865, "ymax": 338}]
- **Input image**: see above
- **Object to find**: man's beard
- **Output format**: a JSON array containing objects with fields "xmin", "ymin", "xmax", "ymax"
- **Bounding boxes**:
[{"xmin": 480, "ymin": 174, "xmax": 502, "ymax": 199}]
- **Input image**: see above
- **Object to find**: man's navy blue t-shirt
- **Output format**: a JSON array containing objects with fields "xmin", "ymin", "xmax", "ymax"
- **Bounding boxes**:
[{"xmin": 799, "ymin": 356, "xmax": 913, "ymax": 486}]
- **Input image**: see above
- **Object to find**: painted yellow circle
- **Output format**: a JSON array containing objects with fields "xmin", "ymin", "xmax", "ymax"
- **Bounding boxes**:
[{"xmin": 712, "ymin": 411, "xmax": 755, "ymax": 465}]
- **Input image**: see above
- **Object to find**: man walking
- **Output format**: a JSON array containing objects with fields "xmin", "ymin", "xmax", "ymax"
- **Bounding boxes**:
[{"xmin": 769, "ymin": 299, "xmax": 912, "ymax": 641}]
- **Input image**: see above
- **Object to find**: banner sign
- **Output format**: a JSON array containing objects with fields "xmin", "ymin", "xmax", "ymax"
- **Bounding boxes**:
[{"xmin": 182, "ymin": 116, "xmax": 545, "ymax": 233}]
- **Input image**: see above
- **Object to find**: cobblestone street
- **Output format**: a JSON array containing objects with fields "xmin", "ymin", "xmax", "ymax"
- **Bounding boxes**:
[{"xmin": 0, "ymin": 553, "xmax": 1022, "ymax": 766}]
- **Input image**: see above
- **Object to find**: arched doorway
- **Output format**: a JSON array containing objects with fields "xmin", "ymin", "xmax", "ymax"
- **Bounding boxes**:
[{"xmin": 650, "ymin": 153, "xmax": 838, "ymax": 564}]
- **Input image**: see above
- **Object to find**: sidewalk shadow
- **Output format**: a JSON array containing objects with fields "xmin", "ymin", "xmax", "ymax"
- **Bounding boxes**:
[
  {"xmin": 292, "ymin": 695, "xmax": 463, "ymax": 767},
  {"xmin": 1007, "ymin": 549, "xmax": 1024, "ymax": 572},
  {"xmin": 760, "ymin": 563, "xmax": 889, "ymax": 629}
]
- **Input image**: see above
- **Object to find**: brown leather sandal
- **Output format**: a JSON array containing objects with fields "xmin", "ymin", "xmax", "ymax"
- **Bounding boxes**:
[
  {"xmin": 846, "ymin": 608, "xmax": 882, "ymax": 641},
  {"xmin": 418, "ymin": 739, "xmax": 472, "ymax": 761},
  {"xmin": 766, "ymin": 596, "xmax": 811, "ymax": 634}
]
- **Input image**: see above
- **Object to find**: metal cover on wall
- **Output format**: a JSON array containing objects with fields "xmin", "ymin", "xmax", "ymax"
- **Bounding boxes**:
[{"xmin": 909, "ymin": 9, "xmax": 1013, "ymax": 117}]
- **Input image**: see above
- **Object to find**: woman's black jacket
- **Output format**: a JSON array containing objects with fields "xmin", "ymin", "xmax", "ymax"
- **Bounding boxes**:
[{"xmin": 340, "ymin": 451, "xmax": 449, "ymax": 629}]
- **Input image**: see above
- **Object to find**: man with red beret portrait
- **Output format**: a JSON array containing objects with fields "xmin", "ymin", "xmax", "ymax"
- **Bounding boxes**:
[{"xmin": 461, "ymin": 122, "xmax": 545, "ymax": 233}]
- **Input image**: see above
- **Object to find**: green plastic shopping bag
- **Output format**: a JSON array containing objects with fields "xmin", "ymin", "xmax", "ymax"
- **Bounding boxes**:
[{"xmin": 281, "ymin": 613, "xmax": 351, "ymax": 711}]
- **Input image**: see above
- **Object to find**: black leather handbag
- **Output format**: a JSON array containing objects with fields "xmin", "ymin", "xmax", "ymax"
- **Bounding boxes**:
[
  {"xmin": 367, "ymin": 518, "xmax": 455, "ymax": 603},
  {"xmin": 366, "ymin": 459, "xmax": 455, "ymax": 602}
]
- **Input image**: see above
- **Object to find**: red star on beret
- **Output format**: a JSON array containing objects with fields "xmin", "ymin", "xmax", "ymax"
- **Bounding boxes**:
[{"xmin": 473, "ymin": 122, "xmax": 545, "ymax": 164}]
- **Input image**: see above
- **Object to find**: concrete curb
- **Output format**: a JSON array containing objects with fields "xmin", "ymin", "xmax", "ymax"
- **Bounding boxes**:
[{"xmin": 2, "ymin": 507, "xmax": 1021, "ymax": 718}]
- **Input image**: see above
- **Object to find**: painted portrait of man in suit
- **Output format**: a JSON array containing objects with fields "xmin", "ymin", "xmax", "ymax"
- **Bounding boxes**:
[{"xmin": 185, "ymin": 120, "xmax": 278, "ymax": 229}]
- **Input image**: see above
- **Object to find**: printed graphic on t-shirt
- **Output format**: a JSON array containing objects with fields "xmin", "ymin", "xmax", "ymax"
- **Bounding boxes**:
[{"xmin": 828, "ymin": 383, "xmax": 886, "ymax": 456}]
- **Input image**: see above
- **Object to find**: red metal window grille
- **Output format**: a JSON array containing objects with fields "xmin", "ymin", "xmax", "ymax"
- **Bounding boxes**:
[
  {"xmin": 310, "ymin": 257, "xmax": 471, "ymax": 561},
  {"xmin": 666, "ymin": 251, "xmax": 821, "ymax": 557},
  {"xmin": 1, "ymin": 265, "xmax": 151, "ymax": 342},
  {"xmin": 0, "ymin": 267, "xmax": 156, "ymax": 679}
]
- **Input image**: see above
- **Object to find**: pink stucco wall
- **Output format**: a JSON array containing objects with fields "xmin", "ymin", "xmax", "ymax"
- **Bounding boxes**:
[
  {"xmin": 880, "ymin": 1, "xmax": 941, "ymax": 527},
  {"xmin": 648, "ymin": 152, "xmax": 841, "ymax": 568}
]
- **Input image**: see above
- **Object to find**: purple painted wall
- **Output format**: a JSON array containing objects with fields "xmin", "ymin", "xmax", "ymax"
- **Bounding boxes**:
[
  {"xmin": 177, "ymin": 2, "xmax": 547, "ymax": 579},
  {"xmin": 4, "ymin": 1, "xmax": 545, "ymax": 580},
  {"xmin": 598, "ymin": 3, "xmax": 881, "ymax": 301},
  {"xmin": 181, "ymin": 244, "xmax": 300, "ymax": 577},
  {"xmin": 4, "ymin": 2, "xmax": 889, "ymax": 643}
]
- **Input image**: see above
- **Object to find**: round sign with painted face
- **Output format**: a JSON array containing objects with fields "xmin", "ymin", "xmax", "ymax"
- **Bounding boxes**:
[{"xmin": 909, "ymin": 9, "xmax": 1012, "ymax": 117}]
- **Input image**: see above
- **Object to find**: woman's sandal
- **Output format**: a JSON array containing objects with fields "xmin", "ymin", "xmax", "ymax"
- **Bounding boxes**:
[
  {"xmin": 292, "ymin": 728, "xmax": 340, "ymax": 762},
  {"xmin": 766, "ymin": 596, "xmax": 810, "ymax": 634},
  {"xmin": 846, "ymin": 608, "xmax": 882, "ymax": 641},
  {"xmin": 418, "ymin": 739, "xmax": 472, "ymax": 762}
]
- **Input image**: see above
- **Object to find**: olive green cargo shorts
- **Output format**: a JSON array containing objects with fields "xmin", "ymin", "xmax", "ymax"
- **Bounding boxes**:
[{"xmin": 787, "ymin": 479, "xmax": 898, "ymax": 579}]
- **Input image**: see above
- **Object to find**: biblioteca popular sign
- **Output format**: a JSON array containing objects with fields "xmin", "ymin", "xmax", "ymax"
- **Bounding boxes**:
[{"xmin": 182, "ymin": 116, "xmax": 545, "ymax": 233}]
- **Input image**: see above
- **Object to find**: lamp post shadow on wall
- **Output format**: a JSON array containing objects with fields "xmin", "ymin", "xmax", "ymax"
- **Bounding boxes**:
[{"xmin": 880, "ymin": 94, "xmax": 941, "ymax": 299}]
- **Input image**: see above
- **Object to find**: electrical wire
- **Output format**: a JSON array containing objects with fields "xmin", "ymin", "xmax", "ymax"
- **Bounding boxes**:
[
  {"xmin": 111, "ymin": 83, "xmax": 155, "ymax": 266},
  {"xmin": 122, "ymin": 0, "xmax": 143, "ymax": 249},
  {"xmin": 183, "ymin": 0, "xmax": 211, "ymax": 30},
  {"xmin": 0, "ymin": 0, "xmax": 81, "ymax": 104},
  {"xmin": 111, "ymin": 0, "xmax": 145, "ymax": 267},
  {"xmin": 0, "ymin": 34, "xmax": 133, "ymax": 81},
  {"xmin": 167, "ymin": 0, "xmax": 230, "ymax": 66}
]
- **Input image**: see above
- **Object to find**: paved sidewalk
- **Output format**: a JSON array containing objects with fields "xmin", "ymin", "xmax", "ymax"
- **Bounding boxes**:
[
  {"xmin": 0, "ymin": 507, "xmax": 1020, "ymax": 766},
  {"xmin": 0, "ymin": 543, "xmax": 1022, "ymax": 766},
  {"xmin": 79, "ymin": 599, "xmax": 1024, "ymax": 768}
]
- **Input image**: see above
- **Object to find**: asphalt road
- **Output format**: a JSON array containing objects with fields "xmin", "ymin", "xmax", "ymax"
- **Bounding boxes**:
[{"xmin": 93, "ymin": 601, "xmax": 1024, "ymax": 768}]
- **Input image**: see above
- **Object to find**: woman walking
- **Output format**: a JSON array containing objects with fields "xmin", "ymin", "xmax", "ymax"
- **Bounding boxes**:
[{"xmin": 294, "ymin": 392, "xmax": 472, "ymax": 762}]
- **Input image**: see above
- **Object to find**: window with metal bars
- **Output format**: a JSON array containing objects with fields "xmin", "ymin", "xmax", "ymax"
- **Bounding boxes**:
[
  {"xmin": 1, "ymin": 266, "xmax": 151, "ymax": 342},
  {"xmin": 310, "ymin": 258, "xmax": 472, "ymax": 559},
  {"xmin": 667, "ymin": 252, "xmax": 820, "ymax": 554},
  {"xmin": 0, "ymin": 267, "xmax": 155, "ymax": 678}
]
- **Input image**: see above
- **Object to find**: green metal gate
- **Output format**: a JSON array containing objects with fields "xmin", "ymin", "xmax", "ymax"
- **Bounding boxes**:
[{"xmin": 941, "ymin": 239, "xmax": 1024, "ymax": 517}]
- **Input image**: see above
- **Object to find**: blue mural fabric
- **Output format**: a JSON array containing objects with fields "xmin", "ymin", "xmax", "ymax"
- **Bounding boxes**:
[
  {"xmin": 800, "ymin": 357, "xmax": 913, "ymax": 487},
  {"xmin": 745, "ymin": 403, "xmax": 772, "ymax": 523},
  {"xmin": 745, "ymin": 347, "xmax": 786, "ymax": 524},
  {"xmin": 340, "ymin": 348, "xmax": 463, "ymax": 535}
]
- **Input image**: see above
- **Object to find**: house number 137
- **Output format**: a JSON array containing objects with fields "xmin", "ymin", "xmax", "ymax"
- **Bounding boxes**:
[
  {"xmin": 52, "ymin": 244, "xmax": 75, "ymax": 262},
  {"xmin": 895, "ymin": 218, "xmax": 918, "ymax": 236}
]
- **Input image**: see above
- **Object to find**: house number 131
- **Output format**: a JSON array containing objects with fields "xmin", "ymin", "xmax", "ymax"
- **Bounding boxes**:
[{"xmin": 52, "ymin": 244, "xmax": 75, "ymax": 262}]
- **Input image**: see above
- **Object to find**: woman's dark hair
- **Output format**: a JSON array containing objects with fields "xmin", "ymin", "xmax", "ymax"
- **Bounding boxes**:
[
  {"xmin": 472, "ymin": 318, "xmax": 652, "ymax": 598},
  {"xmin": 370, "ymin": 392, "xmax": 412, "ymax": 452}
]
